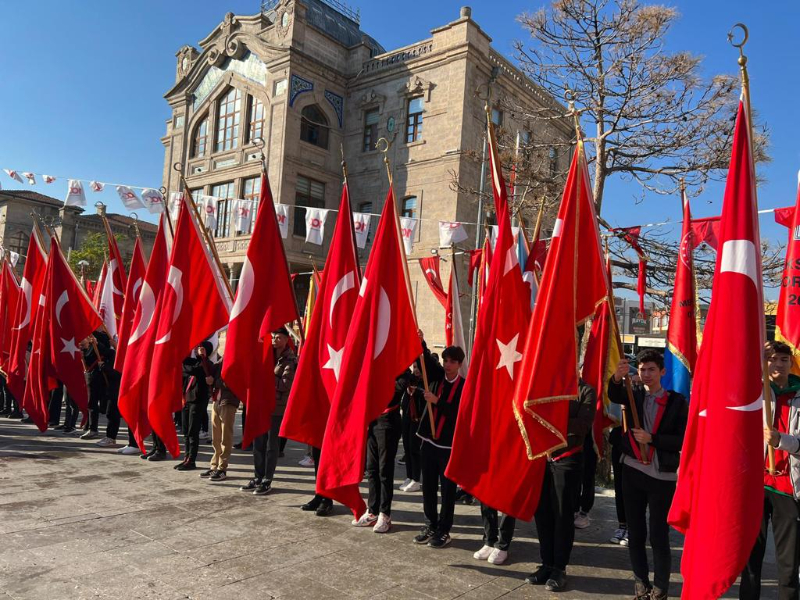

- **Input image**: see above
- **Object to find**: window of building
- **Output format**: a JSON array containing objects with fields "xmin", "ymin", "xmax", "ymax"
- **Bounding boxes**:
[
  {"xmin": 294, "ymin": 176, "xmax": 325, "ymax": 237},
  {"xmin": 192, "ymin": 118, "xmax": 208, "ymax": 158},
  {"xmin": 246, "ymin": 95, "xmax": 265, "ymax": 144},
  {"xmin": 215, "ymin": 88, "xmax": 241, "ymax": 153},
  {"xmin": 300, "ymin": 105, "xmax": 329, "ymax": 148},
  {"xmin": 241, "ymin": 175, "xmax": 262, "ymax": 235},
  {"xmin": 211, "ymin": 181, "xmax": 235, "ymax": 238},
  {"xmin": 7, "ymin": 230, "xmax": 28, "ymax": 257},
  {"xmin": 520, "ymin": 129, "xmax": 531, "ymax": 145},
  {"xmin": 548, "ymin": 146, "xmax": 558, "ymax": 177},
  {"xmin": 401, "ymin": 195, "xmax": 417, "ymax": 219},
  {"xmin": 363, "ymin": 109, "xmax": 379, "ymax": 152},
  {"xmin": 406, "ymin": 97, "xmax": 423, "ymax": 143},
  {"xmin": 491, "ymin": 108, "xmax": 503, "ymax": 127}
]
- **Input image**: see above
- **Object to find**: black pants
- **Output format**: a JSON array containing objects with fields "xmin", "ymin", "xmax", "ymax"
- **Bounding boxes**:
[
  {"xmin": 611, "ymin": 438, "xmax": 626, "ymax": 525},
  {"xmin": 366, "ymin": 411, "xmax": 402, "ymax": 516},
  {"xmin": 89, "ymin": 409, "xmax": 100, "ymax": 432},
  {"xmin": 182, "ymin": 402, "xmax": 207, "ymax": 462},
  {"xmin": 402, "ymin": 410, "xmax": 422, "ymax": 482},
  {"xmin": 48, "ymin": 387, "xmax": 63, "ymax": 425},
  {"xmin": 252, "ymin": 414, "xmax": 282, "ymax": 483},
  {"xmin": 622, "ymin": 463, "xmax": 676, "ymax": 593},
  {"xmin": 535, "ymin": 454, "xmax": 583, "ymax": 571},
  {"xmin": 311, "ymin": 446, "xmax": 332, "ymax": 505},
  {"xmin": 482, "ymin": 504, "xmax": 516, "ymax": 551},
  {"xmin": 201, "ymin": 407, "xmax": 208, "ymax": 433},
  {"xmin": 421, "ymin": 441, "xmax": 457, "ymax": 535},
  {"xmin": 579, "ymin": 435, "xmax": 597, "ymax": 514},
  {"xmin": 106, "ymin": 391, "xmax": 121, "ymax": 440},
  {"xmin": 152, "ymin": 433, "xmax": 166, "ymax": 454},
  {"xmin": 740, "ymin": 489, "xmax": 800, "ymax": 600}
]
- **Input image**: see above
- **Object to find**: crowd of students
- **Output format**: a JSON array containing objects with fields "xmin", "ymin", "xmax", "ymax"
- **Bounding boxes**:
[{"xmin": 5, "ymin": 331, "xmax": 800, "ymax": 599}]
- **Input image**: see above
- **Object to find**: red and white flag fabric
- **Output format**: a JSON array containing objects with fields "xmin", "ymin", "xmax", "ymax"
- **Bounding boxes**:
[
  {"xmin": 234, "ymin": 199, "xmax": 253, "ymax": 233},
  {"xmin": 352, "ymin": 212, "xmax": 371, "ymax": 248},
  {"xmin": 316, "ymin": 188, "xmax": 421, "ymax": 517},
  {"xmin": 282, "ymin": 183, "xmax": 360, "ymax": 449},
  {"xmin": 21, "ymin": 172, "xmax": 36, "ymax": 185},
  {"xmin": 93, "ymin": 262, "xmax": 107, "ymax": 310},
  {"xmin": 65, "ymin": 180, "xmax": 87, "ymax": 206},
  {"xmin": 445, "ymin": 260, "xmax": 468, "ymax": 376},
  {"xmin": 6, "ymin": 233, "xmax": 48, "ymax": 402},
  {"xmin": 438, "ymin": 221, "xmax": 469, "ymax": 247},
  {"xmin": 148, "ymin": 196, "xmax": 231, "ymax": 457},
  {"xmin": 774, "ymin": 173, "xmax": 800, "ymax": 366},
  {"xmin": 446, "ymin": 117, "xmax": 540, "ymax": 520},
  {"xmin": 4, "ymin": 169, "xmax": 23, "ymax": 184},
  {"xmin": 0, "ymin": 261, "xmax": 22, "ymax": 373},
  {"xmin": 304, "ymin": 208, "xmax": 329, "ymax": 245},
  {"xmin": 668, "ymin": 98, "xmax": 765, "ymax": 600},
  {"xmin": 116, "ymin": 186, "xmax": 145, "ymax": 211},
  {"xmin": 512, "ymin": 138, "xmax": 607, "ymax": 462},
  {"xmin": 42, "ymin": 175, "xmax": 56, "ymax": 184},
  {"xmin": 97, "ymin": 263, "xmax": 117, "ymax": 340},
  {"xmin": 399, "ymin": 216, "xmax": 416, "ymax": 255},
  {"xmin": 118, "ymin": 215, "xmax": 169, "ymax": 452},
  {"xmin": 419, "ymin": 256, "xmax": 448, "ymax": 308},
  {"xmin": 690, "ymin": 216, "xmax": 722, "ymax": 251},
  {"xmin": 106, "ymin": 229, "xmax": 127, "ymax": 330},
  {"xmin": 48, "ymin": 238, "xmax": 102, "ymax": 414},
  {"xmin": 114, "ymin": 237, "xmax": 147, "ymax": 373},
  {"xmin": 223, "ymin": 174, "xmax": 298, "ymax": 449},
  {"xmin": 141, "ymin": 189, "xmax": 166, "ymax": 214},
  {"xmin": 90, "ymin": 181, "xmax": 104, "ymax": 193},
  {"xmin": 275, "ymin": 204, "xmax": 290, "ymax": 239}
]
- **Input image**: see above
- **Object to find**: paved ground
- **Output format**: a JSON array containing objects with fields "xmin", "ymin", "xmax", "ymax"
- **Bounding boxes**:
[{"xmin": 0, "ymin": 416, "xmax": 779, "ymax": 599}]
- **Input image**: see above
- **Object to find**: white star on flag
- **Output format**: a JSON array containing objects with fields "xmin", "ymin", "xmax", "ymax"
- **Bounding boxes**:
[
  {"xmin": 61, "ymin": 338, "xmax": 80, "ymax": 359},
  {"xmin": 322, "ymin": 344, "xmax": 344, "ymax": 379},
  {"xmin": 495, "ymin": 333, "xmax": 523, "ymax": 379}
]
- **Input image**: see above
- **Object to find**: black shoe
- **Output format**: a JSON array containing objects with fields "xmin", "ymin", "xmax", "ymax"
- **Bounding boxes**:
[
  {"xmin": 650, "ymin": 587, "xmax": 667, "ymax": 600},
  {"xmin": 544, "ymin": 569, "xmax": 567, "ymax": 592},
  {"xmin": 148, "ymin": 452, "xmax": 166, "ymax": 462},
  {"xmin": 461, "ymin": 493, "xmax": 474, "ymax": 506},
  {"xmin": 315, "ymin": 502, "xmax": 333, "ymax": 516},
  {"xmin": 413, "ymin": 526, "xmax": 435, "ymax": 545},
  {"xmin": 210, "ymin": 470, "xmax": 227, "ymax": 482},
  {"xmin": 428, "ymin": 532, "xmax": 451, "ymax": 549},
  {"xmin": 8, "ymin": 411, "xmax": 23, "ymax": 419},
  {"xmin": 173, "ymin": 457, "xmax": 189, "ymax": 469},
  {"xmin": 240, "ymin": 479, "xmax": 259, "ymax": 491},
  {"xmin": 53, "ymin": 424, "xmax": 65, "ymax": 431},
  {"xmin": 20, "ymin": 416, "xmax": 32, "ymax": 423},
  {"xmin": 176, "ymin": 461, "xmax": 196, "ymax": 471},
  {"xmin": 233, "ymin": 442, "xmax": 242, "ymax": 449},
  {"xmin": 199, "ymin": 469, "xmax": 215, "ymax": 478},
  {"xmin": 253, "ymin": 481, "xmax": 271, "ymax": 496},
  {"xmin": 278, "ymin": 452, "xmax": 285, "ymax": 458},
  {"xmin": 633, "ymin": 580, "xmax": 652, "ymax": 599},
  {"xmin": 301, "ymin": 496, "xmax": 322, "ymax": 512},
  {"xmin": 397, "ymin": 454, "xmax": 406, "ymax": 465},
  {"xmin": 525, "ymin": 565, "xmax": 553, "ymax": 585},
  {"xmin": 62, "ymin": 427, "xmax": 76, "ymax": 435},
  {"xmin": 0, "ymin": 410, "xmax": 9, "ymax": 417}
]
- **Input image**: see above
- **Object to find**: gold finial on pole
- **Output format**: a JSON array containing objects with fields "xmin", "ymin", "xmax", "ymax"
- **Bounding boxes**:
[
  {"xmin": 252, "ymin": 137, "xmax": 267, "ymax": 173},
  {"xmin": 376, "ymin": 137, "xmax": 392, "ymax": 187}
]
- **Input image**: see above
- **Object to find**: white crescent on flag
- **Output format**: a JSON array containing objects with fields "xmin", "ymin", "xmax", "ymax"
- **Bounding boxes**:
[
  {"xmin": 373, "ymin": 287, "xmax": 390, "ymax": 359},
  {"xmin": 129, "ymin": 283, "xmax": 155, "ymax": 345},
  {"xmin": 155, "ymin": 267, "xmax": 184, "ymax": 345},
  {"xmin": 55, "ymin": 291, "xmax": 69, "ymax": 327},
  {"xmin": 329, "ymin": 271, "xmax": 355, "ymax": 329},
  {"xmin": 230, "ymin": 257, "xmax": 254, "ymax": 321},
  {"xmin": 13, "ymin": 279, "xmax": 32, "ymax": 330}
]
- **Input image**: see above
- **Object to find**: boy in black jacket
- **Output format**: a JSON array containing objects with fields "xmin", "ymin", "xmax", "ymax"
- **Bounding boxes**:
[
  {"xmin": 609, "ymin": 350, "xmax": 688, "ymax": 600},
  {"xmin": 176, "ymin": 341, "xmax": 214, "ymax": 471}
]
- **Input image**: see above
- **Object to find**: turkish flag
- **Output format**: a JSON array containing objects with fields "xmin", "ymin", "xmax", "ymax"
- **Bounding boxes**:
[
  {"xmin": 118, "ymin": 216, "xmax": 169, "ymax": 453},
  {"xmin": 223, "ymin": 174, "xmax": 298, "ymax": 449},
  {"xmin": 7, "ymin": 233, "xmax": 48, "ymax": 402},
  {"xmin": 690, "ymin": 216, "xmax": 721, "ymax": 251},
  {"xmin": 148, "ymin": 197, "xmax": 231, "ymax": 457},
  {"xmin": 774, "ymin": 180, "xmax": 800, "ymax": 367},
  {"xmin": 48, "ymin": 238, "xmax": 102, "ymax": 413},
  {"xmin": 512, "ymin": 140, "xmax": 607, "ymax": 462},
  {"xmin": 668, "ymin": 99, "xmax": 766, "ymax": 599},
  {"xmin": 446, "ymin": 119, "xmax": 541, "ymax": 520},
  {"xmin": 106, "ymin": 227, "xmax": 127, "ymax": 328},
  {"xmin": 0, "ymin": 261, "xmax": 22, "ymax": 373},
  {"xmin": 281, "ymin": 183, "xmax": 359, "ymax": 449},
  {"xmin": 114, "ymin": 237, "xmax": 147, "ymax": 373},
  {"xmin": 444, "ymin": 256, "xmax": 468, "ymax": 375},
  {"xmin": 92, "ymin": 262, "xmax": 107, "ymax": 310},
  {"xmin": 419, "ymin": 256, "xmax": 447, "ymax": 308},
  {"xmin": 316, "ymin": 188, "xmax": 422, "ymax": 517}
]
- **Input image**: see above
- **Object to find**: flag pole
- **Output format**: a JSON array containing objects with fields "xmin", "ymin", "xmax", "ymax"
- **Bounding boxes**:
[
  {"xmin": 159, "ymin": 187, "xmax": 176, "ymax": 239},
  {"xmin": 377, "ymin": 136, "xmax": 437, "ymax": 439},
  {"xmin": 729, "ymin": 23, "xmax": 775, "ymax": 474},
  {"xmin": 341, "ymin": 144, "xmax": 361, "ymax": 274}
]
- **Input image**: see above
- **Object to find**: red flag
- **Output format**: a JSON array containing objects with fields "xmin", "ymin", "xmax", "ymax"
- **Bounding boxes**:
[
  {"xmin": 690, "ymin": 216, "xmax": 721, "ymax": 251},
  {"xmin": 446, "ymin": 117, "xmax": 540, "ymax": 520},
  {"xmin": 114, "ymin": 238, "xmax": 147, "ymax": 372},
  {"xmin": 48, "ymin": 238, "xmax": 102, "ymax": 413},
  {"xmin": 118, "ymin": 216, "xmax": 169, "ymax": 453},
  {"xmin": 223, "ymin": 174, "xmax": 298, "ymax": 449},
  {"xmin": 316, "ymin": 188, "xmax": 422, "ymax": 517},
  {"xmin": 617, "ymin": 226, "xmax": 647, "ymax": 313},
  {"xmin": 148, "ymin": 197, "xmax": 231, "ymax": 457},
  {"xmin": 774, "ymin": 179, "xmax": 800, "ymax": 365},
  {"xmin": 7, "ymin": 233, "xmax": 48, "ymax": 402},
  {"xmin": 668, "ymin": 99, "xmax": 764, "ymax": 599},
  {"xmin": 512, "ymin": 139, "xmax": 607, "ymax": 462},
  {"xmin": 0, "ymin": 262, "xmax": 22, "ymax": 373},
  {"xmin": 281, "ymin": 183, "xmax": 359, "ymax": 449},
  {"xmin": 419, "ymin": 256, "xmax": 448, "ymax": 308},
  {"xmin": 106, "ymin": 228, "xmax": 127, "ymax": 328},
  {"xmin": 93, "ymin": 261, "xmax": 107, "ymax": 309},
  {"xmin": 774, "ymin": 205, "xmax": 794, "ymax": 228},
  {"xmin": 468, "ymin": 249, "xmax": 482, "ymax": 287}
]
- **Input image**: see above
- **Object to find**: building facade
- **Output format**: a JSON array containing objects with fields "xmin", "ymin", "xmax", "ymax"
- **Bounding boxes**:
[{"xmin": 162, "ymin": 0, "xmax": 571, "ymax": 348}]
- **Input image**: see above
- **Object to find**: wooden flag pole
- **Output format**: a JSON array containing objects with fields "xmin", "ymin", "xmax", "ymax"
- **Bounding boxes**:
[{"xmin": 377, "ymin": 137, "xmax": 437, "ymax": 439}]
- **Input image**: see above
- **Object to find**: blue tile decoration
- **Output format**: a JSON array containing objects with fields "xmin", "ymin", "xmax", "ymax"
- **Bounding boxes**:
[
  {"xmin": 324, "ymin": 90, "xmax": 344, "ymax": 127},
  {"xmin": 290, "ymin": 74, "xmax": 314, "ymax": 106}
]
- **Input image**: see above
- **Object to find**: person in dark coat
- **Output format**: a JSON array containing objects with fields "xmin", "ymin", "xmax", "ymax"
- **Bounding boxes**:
[{"xmin": 175, "ymin": 340, "xmax": 214, "ymax": 471}]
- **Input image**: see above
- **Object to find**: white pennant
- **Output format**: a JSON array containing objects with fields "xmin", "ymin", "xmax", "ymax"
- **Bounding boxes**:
[
  {"xmin": 21, "ymin": 172, "xmax": 36, "ymax": 185},
  {"xmin": 116, "ymin": 186, "xmax": 145, "ymax": 210},
  {"xmin": 42, "ymin": 175, "xmax": 56, "ymax": 184},
  {"xmin": 353, "ymin": 212, "xmax": 371, "ymax": 249},
  {"xmin": 304, "ymin": 208, "xmax": 329, "ymax": 245},
  {"xmin": 4, "ymin": 169, "xmax": 23, "ymax": 184},
  {"xmin": 168, "ymin": 192, "xmax": 182, "ymax": 222},
  {"xmin": 234, "ymin": 199, "xmax": 253, "ymax": 232},
  {"xmin": 65, "ymin": 180, "xmax": 87, "ymax": 206},
  {"xmin": 275, "ymin": 204, "xmax": 289, "ymax": 239},
  {"xmin": 98, "ymin": 267, "xmax": 118, "ymax": 340},
  {"xmin": 438, "ymin": 221, "xmax": 468, "ymax": 247},
  {"xmin": 200, "ymin": 196, "xmax": 219, "ymax": 232},
  {"xmin": 400, "ymin": 217, "xmax": 417, "ymax": 255},
  {"xmin": 90, "ymin": 181, "xmax": 104, "ymax": 192},
  {"xmin": 141, "ymin": 189, "xmax": 165, "ymax": 214}
]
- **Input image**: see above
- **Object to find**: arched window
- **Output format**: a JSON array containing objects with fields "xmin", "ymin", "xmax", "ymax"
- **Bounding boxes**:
[
  {"xmin": 215, "ymin": 88, "xmax": 242, "ymax": 152},
  {"xmin": 192, "ymin": 117, "xmax": 208, "ymax": 158},
  {"xmin": 401, "ymin": 196, "xmax": 417, "ymax": 218},
  {"xmin": 246, "ymin": 95, "xmax": 265, "ymax": 144},
  {"xmin": 300, "ymin": 105, "xmax": 329, "ymax": 149}
]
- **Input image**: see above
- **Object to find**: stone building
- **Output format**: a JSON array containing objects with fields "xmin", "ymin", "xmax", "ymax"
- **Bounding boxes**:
[
  {"xmin": 0, "ymin": 190, "xmax": 158, "ymax": 272},
  {"xmin": 161, "ymin": 0, "xmax": 571, "ymax": 348}
]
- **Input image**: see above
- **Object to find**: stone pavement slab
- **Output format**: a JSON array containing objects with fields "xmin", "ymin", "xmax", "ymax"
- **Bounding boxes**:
[{"xmin": 0, "ymin": 418, "xmax": 780, "ymax": 599}]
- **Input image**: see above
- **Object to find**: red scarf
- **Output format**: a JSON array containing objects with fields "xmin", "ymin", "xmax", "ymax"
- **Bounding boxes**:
[
  {"xmin": 765, "ymin": 391, "xmax": 794, "ymax": 495},
  {"xmin": 628, "ymin": 388, "xmax": 668, "ymax": 464}
]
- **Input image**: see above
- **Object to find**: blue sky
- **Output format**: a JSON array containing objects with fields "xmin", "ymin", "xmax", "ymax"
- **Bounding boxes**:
[{"xmin": 1, "ymin": 0, "xmax": 798, "ymax": 260}]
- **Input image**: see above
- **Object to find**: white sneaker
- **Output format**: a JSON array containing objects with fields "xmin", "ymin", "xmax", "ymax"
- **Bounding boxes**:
[
  {"xmin": 399, "ymin": 478, "xmax": 412, "ymax": 490},
  {"xmin": 473, "ymin": 545, "xmax": 494, "ymax": 560},
  {"xmin": 574, "ymin": 511, "xmax": 591, "ymax": 529},
  {"xmin": 610, "ymin": 527, "xmax": 627, "ymax": 544},
  {"xmin": 351, "ymin": 512, "xmax": 378, "ymax": 527},
  {"xmin": 488, "ymin": 548, "xmax": 508, "ymax": 565},
  {"xmin": 117, "ymin": 445, "xmax": 140, "ymax": 455},
  {"xmin": 373, "ymin": 513, "xmax": 391, "ymax": 533},
  {"xmin": 298, "ymin": 456, "xmax": 315, "ymax": 467},
  {"xmin": 404, "ymin": 480, "xmax": 421, "ymax": 493},
  {"xmin": 620, "ymin": 530, "xmax": 629, "ymax": 547},
  {"xmin": 96, "ymin": 437, "xmax": 117, "ymax": 448},
  {"xmin": 199, "ymin": 431, "xmax": 210, "ymax": 442}
]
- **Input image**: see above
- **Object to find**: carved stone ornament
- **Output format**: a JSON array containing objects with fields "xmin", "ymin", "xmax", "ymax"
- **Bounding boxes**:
[
  {"xmin": 207, "ymin": 12, "xmax": 245, "ymax": 66},
  {"xmin": 276, "ymin": 5, "xmax": 293, "ymax": 38},
  {"xmin": 403, "ymin": 76, "xmax": 434, "ymax": 101},
  {"xmin": 358, "ymin": 89, "xmax": 386, "ymax": 108}
]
